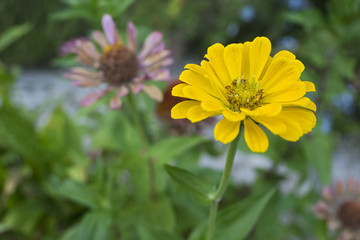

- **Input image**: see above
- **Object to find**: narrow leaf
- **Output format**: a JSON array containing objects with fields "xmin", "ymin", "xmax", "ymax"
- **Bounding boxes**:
[
  {"xmin": 164, "ymin": 164, "xmax": 215, "ymax": 204},
  {"xmin": 149, "ymin": 136, "xmax": 206, "ymax": 165}
]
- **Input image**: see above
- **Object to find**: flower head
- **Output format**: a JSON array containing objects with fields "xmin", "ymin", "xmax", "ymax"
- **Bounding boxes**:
[
  {"xmin": 157, "ymin": 80, "xmax": 214, "ymax": 134},
  {"xmin": 64, "ymin": 14, "xmax": 172, "ymax": 109},
  {"xmin": 171, "ymin": 37, "xmax": 316, "ymax": 152},
  {"xmin": 313, "ymin": 179, "xmax": 360, "ymax": 240}
]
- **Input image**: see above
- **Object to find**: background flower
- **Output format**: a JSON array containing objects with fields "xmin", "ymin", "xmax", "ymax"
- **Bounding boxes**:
[
  {"xmin": 64, "ymin": 14, "xmax": 173, "ymax": 109},
  {"xmin": 171, "ymin": 37, "xmax": 316, "ymax": 152},
  {"xmin": 313, "ymin": 179, "xmax": 360, "ymax": 240}
]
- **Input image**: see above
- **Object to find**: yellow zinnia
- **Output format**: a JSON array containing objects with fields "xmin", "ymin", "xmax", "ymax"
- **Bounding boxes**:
[{"xmin": 171, "ymin": 37, "xmax": 316, "ymax": 152}]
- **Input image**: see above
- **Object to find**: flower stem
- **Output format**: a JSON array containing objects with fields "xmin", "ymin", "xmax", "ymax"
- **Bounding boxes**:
[
  {"xmin": 127, "ymin": 92, "xmax": 157, "ymax": 200},
  {"xmin": 206, "ymin": 128, "xmax": 242, "ymax": 240},
  {"xmin": 127, "ymin": 92, "xmax": 149, "ymax": 150}
]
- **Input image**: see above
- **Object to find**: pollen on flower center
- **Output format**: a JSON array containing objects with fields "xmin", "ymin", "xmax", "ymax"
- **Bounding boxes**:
[
  {"xmin": 337, "ymin": 201, "xmax": 360, "ymax": 229},
  {"xmin": 225, "ymin": 77, "xmax": 263, "ymax": 111},
  {"xmin": 99, "ymin": 43, "xmax": 138, "ymax": 85}
]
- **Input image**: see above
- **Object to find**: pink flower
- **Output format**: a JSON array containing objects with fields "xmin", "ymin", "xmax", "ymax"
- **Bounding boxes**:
[
  {"xmin": 64, "ymin": 14, "xmax": 173, "ymax": 109},
  {"xmin": 313, "ymin": 178, "xmax": 360, "ymax": 240}
]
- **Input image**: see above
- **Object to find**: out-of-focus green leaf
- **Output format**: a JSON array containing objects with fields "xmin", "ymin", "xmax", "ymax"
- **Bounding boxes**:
[
  {"xmin": 215, "ymin": 189, "xmax": 276, "ymax": 240},
  {"xmin": 302, "ymin": 127, "xmax": 332, "ymax": 185},
  {"xmin": 142, "ymin": 196, "xmax": 175, "ymax": 232},
  {"xmin": 50, "ymin": 9, "xmax": 92, "ymax": 21},
  {"xmin": 55, "ymin": 179, "xmax": 100, "ymax": 209},
  {"xmin": 0, "ymin": 23, "xmax": 32, "ymax": 52},
  {"xmin": 164, "ymin": 164, "xmax": 215, "ymax": 204},
  {"xmin": 282, "ymin": 9, "xmax": 325, "ymax": 29},
  {"xmin": 40, "ymin": 107, "xmax": 82, "ymax": 158},
  {"xmin": 0, "ymin": 106, "xmax": 52, "ymax": 178},
  {"xmin": 149, "ymin": 136, "xmax": 207, "ymax": 165},
  {"xmin": 61, "ymin": 210, "xmax": 112, "ymax": 240},
  {"xmin": 137, "ymin": 221, "xmax": 183, "ymax": 240},
  {"xmin": 0, "ymin": 199, "xmax": 48, "ymax": 235}
]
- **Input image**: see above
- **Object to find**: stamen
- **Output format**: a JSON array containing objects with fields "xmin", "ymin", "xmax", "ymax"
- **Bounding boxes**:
[
  {"xmin": 99, "ymin": 43, "xmax": 138, "ymax": 85},
  {"xmin": 225, "ymin": 77, "xmax": 263, "ymax": 111}
]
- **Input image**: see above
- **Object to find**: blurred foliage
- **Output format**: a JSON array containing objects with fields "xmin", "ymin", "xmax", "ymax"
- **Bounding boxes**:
[{"xmin": 1, "ymin": 0, "xmax": 360, "ymax": 239}]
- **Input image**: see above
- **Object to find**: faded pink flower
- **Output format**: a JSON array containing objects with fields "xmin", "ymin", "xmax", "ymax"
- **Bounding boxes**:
[
  {"xmin": 64, "ymin": 14, "xmax": 173, "ymax": 109},
  {"xmin": 313, "ymin": 178, "xmax": 360, "ymax": 240}
]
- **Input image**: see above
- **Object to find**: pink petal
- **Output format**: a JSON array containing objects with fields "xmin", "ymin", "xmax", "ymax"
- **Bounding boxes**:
[
  {"xmin": 146, "ymin": 69, "xmax": 171, "ymax": 81},
  {"xmin": 102, "ymin": 14, "xmax": 116, "ymax": 45},
  {"xmin": 110, "ymin": 95, "xmax": 122, "ymax": 109},
  {"xmin": 150, "ymin": 41, "xmax": 165, "ymax": 55},
  {"xmin": 92, "ymin": 31, "xmax": 108, "ymax": 50},
  {"xmin": 130, "ymin": 83, "xmax": 143, "ymax": 94},
  {"xmin": 138, "ymin": 31, "xmax": 163, "ymax": 59},
  {"xmin": 143, "ymin": 84, "xmax": 163, "ymax": 101},
  {"xmin": 142, "ymin": 50, "xmax": 171, "ymax": 67},
  {"xmin": 127, "ymin": 21, "xmax": 137, "ymax": 51},
  {"xmin": 118, "ymin": 85, "xmax": 129, "ymax": 97},
  {"xmin": 80, "ymin": 87, "xmax": 113, "ymax": 107}
]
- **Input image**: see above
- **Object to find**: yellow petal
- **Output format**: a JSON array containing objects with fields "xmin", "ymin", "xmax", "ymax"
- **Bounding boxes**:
[
  {"xmin": 261, "ymin": 57, "xmax": 301, "ymax": 93},
  {"xmin": 172, "ymin": 83, "xmax": 188, "ymax": 98},
  {"xmin": 179, "ymin": 69, "xmax": 216, "ymax": 97},
  {"xmin": 274, "ymin": 50, "xmax": 304, "ymax": 72},
  {"xmin": 281, "ymin": 97, "xmax": 317, "ymax": 112},
  {"xmin": 244, "ymin": 118, "xmax": 269, "ymax": 153},
  {"xmin": 187, "ymin": 105, "xmax": 216, "ymax": 123},
  {"xmin": 241, "ymin": 41, "xmax": 251, "ymax": 79},
  {"xmin": 304, "ymin": 81, "xmax": 316, "ymax": 92},
  {"xmin": 201, "ymin": 100, "xmax": 225, "ymax": 111},
  {"xmin": 251, "ymin": 116, "xmax": 287, "ymax": 135},
  {"xmin": 241, "ymin": 103, "xmax": 282, "ymax": 117},
  {"xmin": 204, "ymin": 43, "xmax": 232, "ymax": 86},
  {"xmin": 280, "ymin": 108, "xmax": 316, "ymax": 134},
  {"xmin": 223, "ymin": 109, "xmax": 246, "ymax": 122},
  {"xmin": 277, "ymin": 118, "xmax": 303, "ymax": 141},
  {"xmin": 265, "ymin": 81, "xmax": 306, "ymax": 103},
  {"xmin": 182, "ymin": 85, "xmax": 214, "ymax": 102},
  {"xmin": 171, "ymin": 100, "xmax": 199, "ymax": 119},
  {"xmin": 249, "ymin": 37, "xmax": 272, "ymax": 81},
  {"xmin": 224, "ymin": 43, "xmax": 243, "ymax": 80},
  {"xmin": 214, "ymin": 118, "xmax": 241, "ymax": 144}
]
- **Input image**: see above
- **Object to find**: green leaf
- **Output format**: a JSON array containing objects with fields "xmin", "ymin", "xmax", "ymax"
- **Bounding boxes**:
[
  {"xmin": 0, "ymin": 199, "xmax": 48, "ymax": 235},
  {"xmin": 281, "ymin": 9, "xmax": 325, "ymax": 29},
  {"xmin": 61, "ymin": 210, "xmax": 112, "ymax": 240},
  {"xmin": 302, "ymin": 126, "xmax": 332, "ymax": 184},
  {"xmin": 149, "ymin": 136, "xmax": 207, "ymax": 165},
  {"xmin": 0, "ymin": 23, "xmax": 32, "ymax": 52},
  {"xmin": 137, "ymin": 222, "xmax": 183, "ymax": 240},
  {"xmin": 142, "ymin": 196, "xmax": 175, "ymax": 232},
  {"xmin": 55, "ymin": 179, "xmax": 100, "ymax": 208},
  {"xmin": 164, "ymin": 164, "xmax": 215, "ymax": 204},
  {"xmin": 215, "ymin": 189, "xmax": 276, "ymax": 240}
]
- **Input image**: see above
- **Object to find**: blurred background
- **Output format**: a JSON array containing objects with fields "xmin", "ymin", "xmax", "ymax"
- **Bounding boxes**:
[{"xmin": 1, "ymin": 0, "xmax": 360, "ymax": 239}]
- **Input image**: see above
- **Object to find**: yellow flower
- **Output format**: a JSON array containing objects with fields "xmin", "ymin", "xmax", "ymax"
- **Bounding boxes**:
[{"xmin": 171, "ymin": 37, "xmax": 316, "ymax": 152}]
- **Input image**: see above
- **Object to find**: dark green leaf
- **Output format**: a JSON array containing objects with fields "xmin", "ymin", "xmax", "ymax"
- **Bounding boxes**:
[
  {"xmin": 164, "ymin": 164, "xmax": 215, "ymax": 204},
  {"xmin": 149, "ymin": 136, "xmax": 206, "ymax": 165},
  {"xmin": 55, "ymin": 179, "xmax": 100, "ymax": 208},
  {"xmin": 215, "ymin": 189, "xmax": 276, "ymax": 240},
  {"xmin": 0, "ymin": 23, "xmax": 32, "ymax": 52}
]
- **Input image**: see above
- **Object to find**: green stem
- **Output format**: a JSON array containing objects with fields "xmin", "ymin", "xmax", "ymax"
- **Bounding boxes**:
[
  {"xmin": 127, "ymin": 92, "xmax": 156, "ymax": 200},
  {"xmin": 127, "ymin": 92, "xmax": 149, "ymax": 150},
  {"xmin": 206, "ymin": 128, "xmax": 242, "ymax": 240}
]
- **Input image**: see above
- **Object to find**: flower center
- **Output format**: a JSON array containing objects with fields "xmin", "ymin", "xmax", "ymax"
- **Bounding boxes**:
[
  {"xmin": 225, "ymin": 77, "xmax": 263, "ymax": 111},
  {"xmin": 337, "ymin": 201, "xmax": 360, "ymax": 229},
  {"xmin": 99, "ymin": 43, "xmax": 138, "ymax": 85}
]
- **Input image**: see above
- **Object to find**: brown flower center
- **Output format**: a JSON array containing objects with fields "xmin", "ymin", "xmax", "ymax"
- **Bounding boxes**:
[
  {"xmin": 337, "ymin": 201, "xmax": 360, "ymax": 229},
  {"xmin": 99, "ymin": 43, "xmax": 138, "ymax": 85},
  {"xmin": 225, "ymin": 77, "xmax": 263, "ymax": 111}
]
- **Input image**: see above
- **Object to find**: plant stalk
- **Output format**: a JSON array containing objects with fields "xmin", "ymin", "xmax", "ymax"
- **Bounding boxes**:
[
  {"xmin": 127, "ymin": 92, "xmax": 157, "ymax": 201},
  {"xmin": 206, "ymin": 128, "xmax": 242, "ymax": 240}
]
